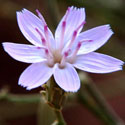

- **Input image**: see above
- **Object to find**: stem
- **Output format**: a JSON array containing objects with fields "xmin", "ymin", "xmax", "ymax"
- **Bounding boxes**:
[
  {"xmin": 84, "ymin": 82, "xmax": 124, "ymax": 125},
  {"xmin": 78, "ymin": 91, "xmax": 113, "ymax": 124},
  {"xmin": 47, "ymin": 77, "xmax": 67, "ymax": 125},
  {"xmin": 54, "ymin": 109, "xmax": 66, "ymax": 125},
  {"xmin": 0, "ymin": 88, "xmax": 40, "ymax": 103}
]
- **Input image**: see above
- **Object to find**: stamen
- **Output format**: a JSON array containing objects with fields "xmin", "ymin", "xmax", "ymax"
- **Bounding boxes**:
[
  {"xmin": 37, "ymin": 47, "xmax": 42, "ymax": 49},
  {"xmin": 59, "ymin": 50, "xmax": 69, "ymax": 69},
  {"xmin": 73, "ymin": 39, "xmax": 93, "ymax": 55},
  {"xmin": 59, "ymin": 7, "xmax": 70, "ymax": 50},
  {"xmin": 68, "ymin": 21, "xmax": 86, "ymax": 49},
  {"xmin": 64, "ymin": 51, "xmax": 69, "ymax": 57},
  {"xmin": 35, "ymin": 28, "xmax": 46, "ymax": 46},
  {"xmin": 60, "ymin": 21, "xmax": 66, "ymax": 50},
  {"xmin": 45, "ymin": 48, "xmax": 49, "ymax": 55},
  {"xmin": 81, "ymin": 39, "xmax": 93, "ymax": 43},
  {"xmin": 36, "ymin": 9, "xmax": 46, "ymax": 25},
  {"xmin": 43, "ymin": 25, "xmax": 52, "ymax": 52},
  {"xmin": 76, "ymin": 21, "xmax": 86, "ymax": 31},
  {"xmin": 36, "ymin": 46, "xmax": 46, "ymax": 50},
  {"xmin": 44, "ymin": 25, "xmax": 48, "ymax": 42},
  {"xmin": 68, "ymin": 30, "xmax": 77, "ymax": 48},
  {"xmin": 68, "ymin": 39, "xmax": 93, "ymax": 64},
  {"xmin": 64, "ymin": 7, "xmax": 70, "ymax": 20},
  {"xmin": 44, "ymin": 48, "xmax": 54, "ymax": 67},
  {"xmin": 72, "ymin": 42, "xmax": 82, "ymax": 57}
]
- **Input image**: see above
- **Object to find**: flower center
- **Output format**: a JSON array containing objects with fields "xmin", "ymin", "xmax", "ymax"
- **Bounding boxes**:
[
  {"xmin": 52, "ymin": 49, "xmax": 62, "ymax": 63},
  {"xmin": 36, "ymin": 9, "xmax": 93, "ymax": 69}
]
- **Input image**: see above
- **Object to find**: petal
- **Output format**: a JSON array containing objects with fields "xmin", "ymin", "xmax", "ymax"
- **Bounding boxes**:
[
  {"xmin": 3, "ymin": 42, "xmax": 46, "ymax": 63},
  {"xmin": 55, "ymin": 6, "xmax": 85, "ymax": 48},
  {"xmin": 75, "ymin": 25, "xmax": 113, "ymax": 54},
  {"xmin": 17, "ymin": 9, "xmax": 55, "ymax": 47},
  {"xmin": 53, "ymin": 63, "xmax": 80, "ymax": 92},
  {"xmin": 19, "ymin": 61, "xmax": 53, "ymax": 90},
  {"xmin": 73, "ymin": 52, "xmax": 124, "ymax": 73}
]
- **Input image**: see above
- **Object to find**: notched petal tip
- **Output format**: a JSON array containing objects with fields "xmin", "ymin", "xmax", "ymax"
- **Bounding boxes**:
[
  {"xmin": 69, "ymin": 6, "xmax": 85, "ymax": 11},
  {"xmin": 16, "ymin": 11, "xmax": 20, "ymax": 15},
  {"xmin": 121, "ymin": 62, "xmax": 125, "ymax": 70},
  {"xmin": 106, "ymin": 24, "xmax": 114, "ymax": 34},
  {"xmin": 22, "ymin": 8, "xmax": 28, "ymax": 13},
  {"xmin": 26, "ymin": 87, "xmax": 32, "ymax": 90},
  {"xmin": 65, "ymin": 86, "xmax": 80, "ymax": 93},
  {"xmin": 18, "ymin": 82, "xmax": 32, "ymax": 91},
  {"xmin": 16, "ymin": 8, "xmax": 26, "ymax": 14}
]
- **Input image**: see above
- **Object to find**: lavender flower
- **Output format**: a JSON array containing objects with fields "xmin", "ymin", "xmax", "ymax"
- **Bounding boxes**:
[{"xmin": 3, "ymin": 7, "xmax": 124, "ymax": 92}]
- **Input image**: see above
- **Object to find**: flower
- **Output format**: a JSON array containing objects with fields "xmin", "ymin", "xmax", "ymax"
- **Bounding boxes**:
[{"xmin": 2, "ymin": 6, "xmax": 124, "ymax": 92}]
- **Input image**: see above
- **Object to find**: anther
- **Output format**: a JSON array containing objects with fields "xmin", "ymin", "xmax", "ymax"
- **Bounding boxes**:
[
  {"xmin": 35, "ymin": 28, "xmax": 46, "ymax": 46},
  {"xmin": 45, "ymin": 48, "xmax": 49, "ymax": 55},
  {"xmin": 37, "ymin": 47, "xmax": 41, "ymax": 49},
  {"xmin": 44, "ymin": 25, "xmax": 49, "ymax": 42},
  {"xmin": 64, "ymin": 51, "xmax": 69, "ymax": 57},
  {"xmin": 59, "ymin": 50, "xmax": 69, "ymax": 69},
  {"xmin": 77, "ymin": 42, "xmax": 82, "ymax": 49},
  {"xmin": 68, "ymin": 21, "xmax": 86, "ymax": 48},
  {"xmin": 74, "ymin": 41, "xmax": 82, "ymax": 55},
  {"xmin": 67, "ymin": 41, "xmax": 82, "ymax": 64},
  {"xmin": 36, "ymin": 46, "xmax": 46, "ymax": 50},
  {"xmin": 68, "ymin": 30, "xmax": 77, "ymax": 49},
  {"xmin": 44, "ymin": 25, "xmax": 48, "ymax": 33},
  {"xmin": 59, "ymin": 21, "xmax": 66, "ymax": 50},
  {"xmin": 72, "ymin": 39, "xmax": 93, "ymax": 58},
  {"xmin": 59, "ymin": 7, "xmax": 71, "ymax": 51},
  {"xmin": 44, "ymin": 48, "xmax": 54, "ymax": 67},
  {"xmin": 43, "ymin": 25, "xmax": 52, "ymax": 52},
  {"xmin": 62, "ymin": 21, "xmax": 66, "ymax": 28},
  {"xmin": 81, "ymin": 39, "xmax": 93, "ymax": 43}
]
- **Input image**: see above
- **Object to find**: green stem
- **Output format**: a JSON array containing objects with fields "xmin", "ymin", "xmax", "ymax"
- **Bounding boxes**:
[
  {"xmin": 0, "ymin": 88, "xmax": 40, "ymax": 103},
  {"xmin": 54, "ymin": 109, "xmax": 66, "ymax": 125},
  {"xmin": 7, "ymin": 94, "xmax": 40, "ymax": 103},
  {"xmin": 84, "ymin": 82, "xmax": 124, "ymax": 125},
  {"xmin": 47, "ymin": 77, "xmax": 67, "ymax": 125},
  {"xmin": 78, "ymin": 90, "xmax": 115, "ymax": 125}
]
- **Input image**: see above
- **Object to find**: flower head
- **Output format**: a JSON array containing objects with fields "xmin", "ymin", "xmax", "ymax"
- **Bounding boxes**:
[{"xmin": 3, "ymin": 7, "xmax": 124, "ymax": 92}]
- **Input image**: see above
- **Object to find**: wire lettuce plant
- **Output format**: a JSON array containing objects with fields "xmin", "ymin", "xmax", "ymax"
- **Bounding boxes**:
[{"xmin": 2, "ymin": 6, "xmax": 124, "ymax": 125}]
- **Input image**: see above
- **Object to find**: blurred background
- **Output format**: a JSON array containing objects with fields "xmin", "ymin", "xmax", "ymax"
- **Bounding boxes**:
[{"xmin": 0, "ymin": 0, "xmax": 125, "ymax": 125}]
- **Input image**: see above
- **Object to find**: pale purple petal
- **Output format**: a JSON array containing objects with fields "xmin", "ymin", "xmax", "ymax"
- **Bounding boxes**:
[
  {"xmin": 55, "ymin": 6, "xmax": 85, "ymax": 48},
  {"xmin": 75, "ymin": 25, "xmax": 113, "ymax": 54},
  {"xmin": 73, "ymin": 52, "xmax": 124, "ymax": 73},
  {"xmin": 17, "ymin": 9, "xmax": 55, "ymax": 47},
  {"xmin": 3, "ymin": 42, "xmax": 46, "ymax": 63},
  {"xmin": 19, "ymin": 61, "xmax": 53, "ymax": 90},
  {"xmin": 53, "ymin": 63, "xmax": 80, "ymax": 92}
]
